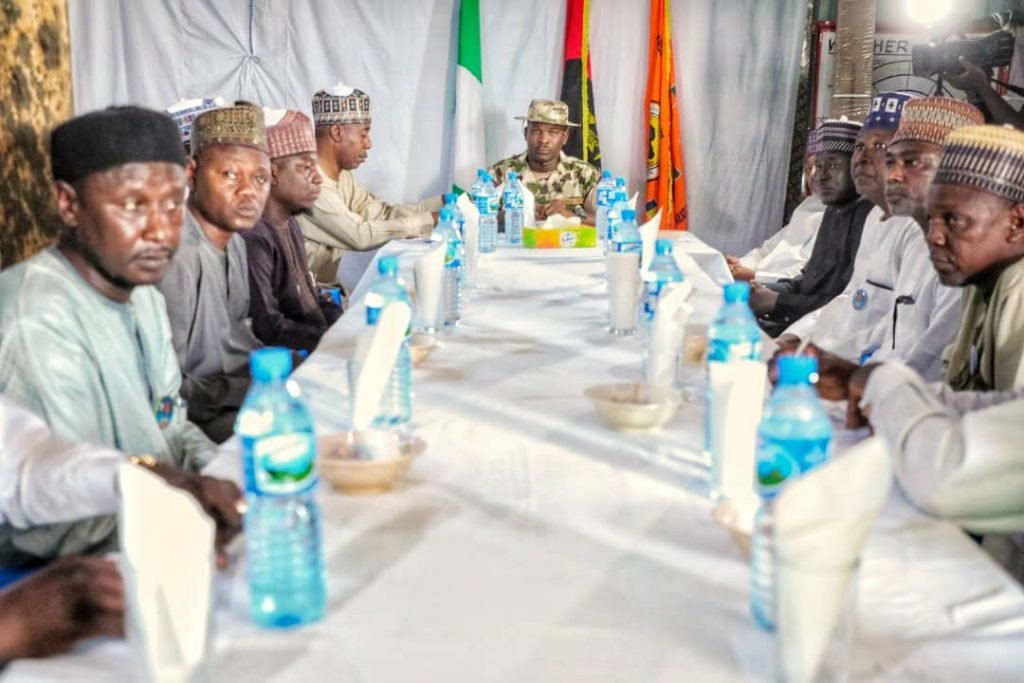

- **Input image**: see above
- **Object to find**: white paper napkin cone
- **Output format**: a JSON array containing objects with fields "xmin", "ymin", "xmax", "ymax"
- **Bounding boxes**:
[
  {"xmin": 775, "ymin": 437, "xmax": 893, "ymax": 683},
  {"xmin": 457, "ymin": 192, "xmax": 480, "ymax": 287},
  {"xmin": 413, "ymin": 241, "xmax": 445, "ymax": 331},
  {"xmin": 708, "ymin": 359, "xmax": 767, "ymax": 502},
  {"xmin": 645, "ymin": 285, "xmax": 691, "ymax": 388},
  {"xmin": 606, "ymin": 251, "xmax": 640, "ymax": 330},
  {"xmin": 629, "ymin": 192, "xmax": 639, "ymax": 210},
  {"xmin": 119, "ymin": 464, "xmax": 215, "ymax": 683},
  {"xmin": 639, "ymin": 209, "xmax": 662, "ymax": 273},
  {"xmin": 522, "ymin": 185, "xmax": 536, "ymax": 227},
  {"xmin": 351, "ymin": 302, "xmax": 411, "ymax": 430}
]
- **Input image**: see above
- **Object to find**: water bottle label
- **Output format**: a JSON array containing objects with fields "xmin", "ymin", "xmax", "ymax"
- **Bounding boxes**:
[
  {"xmin": 364, "ymin": 292, "xmax": 384, "ymax": 325},
  {"xmin": 706, "ymin": 339, "xmax": 761, "ymax": 363},
  {"xmin": 644, "ymin": 281, "xmax": 662, "ymax": 318},
  {"xmin": 596, "ymin": 187, "xmax": 611, "ymax": 207},
  {"xmin": 252, "ymin": 433, "xmax": 317, "ymax": 495},
  {"xmin": 474, "ymin": 195, "xmax": 489, "ymax": 214},
  {"xmin": 756, "ymin": 435, "xmax": 829, "ymax": 497}
]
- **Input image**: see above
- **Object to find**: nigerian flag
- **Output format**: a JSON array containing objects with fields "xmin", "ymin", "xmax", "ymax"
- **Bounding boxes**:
[{"xmin": 452, "ymin": 0, "xmax": 484, "ymax": 194}]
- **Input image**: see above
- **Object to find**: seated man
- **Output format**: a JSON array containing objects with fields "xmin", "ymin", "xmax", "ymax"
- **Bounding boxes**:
[
  {"xmin": 844, "ymin": 363, "xmax": 1024, "ymax": 581},
  {"xmin": 727, "ymin": 135, "xmax": 825, "ymax": 283},
  {"xmin": 489, "ymin": 98, "xmax": 601, "ymax": 223},
  {"xmin": 0, "ymin": 107, "xmax": 218, "ymax": 563},
  {"xmin": 158, "ymin": 103, "xmax": 269, "ymax": 443},
  {"xmin": 749, "ymin": 119, "xmax": 873, "ymax": 336},
  {"xmin": 780, "ymin": 93, "xmax": 917, "ymax": 350},
  {"xmin": 244, "ymin": 109, "xmax": 342, "ymax": 352},
  {"xmin": 298, "ymin": 83, "xmax": 443, "ymax": 286},
  {"xmin": 932, "ymin": 125, "xmax": 1024, "ymax": 391},
  {"xmin": 809, "ymin": 98, "xmax": 984, "ymax": 389}
]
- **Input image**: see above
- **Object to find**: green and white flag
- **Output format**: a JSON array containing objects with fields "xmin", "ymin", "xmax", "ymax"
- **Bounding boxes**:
[{"xmin": 452, "ymin": 0, "xmax": 484, "ymax": 194}]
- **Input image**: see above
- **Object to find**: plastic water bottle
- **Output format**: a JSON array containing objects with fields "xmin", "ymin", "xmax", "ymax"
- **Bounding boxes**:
[
  {"xmin": 503, "ymin": 171, "xmax": 525, "ymax": 246},
  {"xmin": 364, "ymin": 256, "xmax": 413, "ymax": 430},
  {"xmin": 605, "ymin": 179, "xmax": 629, "ymax": 246},
  {"xmin": 610, "ymin": 208, "xmax": 642, "ymax": 256},
  {"xmin": 443, "ymin": 192, "xmax": 465, "ymax": 238},
  {"xmin": 704, "ymin": 282, "xmax": 763, "ymax": 459},
  {"xmin": 433, "ymin": 206, "xmax": 465, "ymax": 327},
  {"xmin": 642, "ymin": 239, "xmax": 684, "ymax": 323},
  {"xmin": 594, "ymin": 170, "xmax": 615, "ymax": 247},
  {"xmin": 749, "ymin": 354, "xmax": 832, "ymax": 631},
  {"xmin": 477, "ymin": 172, "xmax": 498, "ymax": 253},
  {"xmin": 236, "ymin": 348, "xmax": 325, "ymax": 629}
]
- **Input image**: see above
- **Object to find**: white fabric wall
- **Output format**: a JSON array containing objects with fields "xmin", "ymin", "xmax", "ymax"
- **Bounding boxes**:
[{"xmin": 68, "ymin": 0, "xmax": 805, "ymax": 255}]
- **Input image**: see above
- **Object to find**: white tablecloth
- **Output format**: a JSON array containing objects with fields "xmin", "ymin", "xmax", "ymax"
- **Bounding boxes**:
[{"xmin": 7, "ymin": 245, "xmax": 1023, "ymax": 682}]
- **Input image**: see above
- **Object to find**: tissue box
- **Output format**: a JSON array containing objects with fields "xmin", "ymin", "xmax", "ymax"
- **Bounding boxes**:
[{"xmin": 523, "ymin": 225, "xmax": 597, "ymax": 249}]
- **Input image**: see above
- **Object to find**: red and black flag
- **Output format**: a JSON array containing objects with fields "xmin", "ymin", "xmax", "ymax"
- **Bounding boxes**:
[{"xmin": 559, "ymin": 0, "xmax": 602, "ymax": 168}]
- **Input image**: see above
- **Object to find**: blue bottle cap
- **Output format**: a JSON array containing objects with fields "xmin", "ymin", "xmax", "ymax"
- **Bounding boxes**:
[
  {"xmin": 723, "ymin": 281, "xmax": 750, "ymax": 304},
  {"xmin": 477, "ymin": 168, "xmax": 485, "ymax": 178},
  {"xmin": 250, "ymin": 347, "xmax": 292, "ymax": 382},
  {"xmin": 484, "ymin": 172, "xmax": 494, "ymax": 182},
  {"xmin": 439, "ymin": 206, "xmax": 455, "ymax": 221},
  {"xmin": 776, "ymin": 354, "xmax": 819, "ymax": 385},
  {"xmin": 622, "ymin": 209, "xmax": 636, "ymax": 221},
  {"xmin": 377, "ymin": 255, "xmax": 399, "ymax": 275},
  {"xmin": 601, "ymin": 169, "xmax": 612, "ymax": 179},
  {"xmin": 443, "ymin": 192, "xmax": 456, "ymax": 205},
  {"xmin": 615, "ymin": 176, "xmax": 626, "ymax": 187},
  {"xmin": 655, "ymin": 239, "xmax": 673, "ymax": 255},
  {"xmin": 508, "ymin": 171, "xmax": 518, "ymax": 180}
]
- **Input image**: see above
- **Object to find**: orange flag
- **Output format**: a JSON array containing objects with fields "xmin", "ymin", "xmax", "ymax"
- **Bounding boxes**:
[{"xmin": 644, "ymin": 0, "xmax": 688, "ymax": 231}]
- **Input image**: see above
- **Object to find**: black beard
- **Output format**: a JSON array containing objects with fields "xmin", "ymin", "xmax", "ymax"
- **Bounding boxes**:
[{"xmin": 62, "ymin": 230, "xmax": 135, "ymax": 291}]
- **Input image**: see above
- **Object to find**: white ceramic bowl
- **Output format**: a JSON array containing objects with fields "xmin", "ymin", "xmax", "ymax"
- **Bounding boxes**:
[
  {"xmin": 584, "ymin": 382, "xmax": 682, "ymax": 431},
  {"xmin": 409, "ymin": 332, "xmax": 438, "ymax": 367},
  {"xmin": 318, "ymin": 431, "xmax": 426, "ymax": 495}
]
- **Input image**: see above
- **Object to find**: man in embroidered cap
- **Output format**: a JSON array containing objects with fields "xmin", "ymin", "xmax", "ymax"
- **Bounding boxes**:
[
  {"xmin": 0, "ymin": 107, "xmax": 239, "ymax": 563},
  {"xmin": 244, "ymin": 109, "xmax": 342, "ymax": 351},
  {"xmin": 489, "ymin": 99, "xmax": 601, "ymax": 223},
  {"xmin": 165, "ymin": 98, "xmax": 222, "ymax": 155},
  {"xmin": 811, "ymin": 98, "xmax": 986, "ymax": 395},
  {"xmin": 727, "ymin": 129, "xmax": 826, "ymax": 283},
  {"xmin": 749, "ymin": 118, "xmax": 873, "ymax": 336},
  {"xmin": 927, "ymin": 124, "xmax": 1024, "ymax": 392},
  {"xmin": 157, "ymin": 102, "xmax": 269, "ymax": 443},
  {"xmin": 776, "ymin": 93, "xmax": 919, "ymax": 354},
  {"xmin": 298, "ymin": 83, "xmax": 444, "ymax": 287}
]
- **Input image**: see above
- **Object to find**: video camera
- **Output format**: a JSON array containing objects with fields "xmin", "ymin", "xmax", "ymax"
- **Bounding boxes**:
[{"xmin": 912, "ymin": 30, "xmax": 1015, "ymax": 77}]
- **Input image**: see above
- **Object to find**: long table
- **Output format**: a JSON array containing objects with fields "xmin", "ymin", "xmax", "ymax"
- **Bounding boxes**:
[{"xmin": 7, "ymin": 243, "xmax": 1024, "ymax": 682}]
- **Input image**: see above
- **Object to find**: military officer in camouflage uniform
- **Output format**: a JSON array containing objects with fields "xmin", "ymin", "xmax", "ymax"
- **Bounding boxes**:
[{"xmin": 489, "ymin": 99, "xmax": 601, "ymax": 223}]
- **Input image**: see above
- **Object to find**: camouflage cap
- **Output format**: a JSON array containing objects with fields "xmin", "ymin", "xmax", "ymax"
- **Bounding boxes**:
[
  {"xmin": 190, "ymin": 102, "xmax": 268, "ymax": 157},
  {"xmin": 514, "ymin": 99, "xmax": 579, "ymax": 128}
]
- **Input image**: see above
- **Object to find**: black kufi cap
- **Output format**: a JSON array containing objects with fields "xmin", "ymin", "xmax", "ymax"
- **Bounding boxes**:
[{"xmin": 50, "ymin": 106, "xmax": 187, "ymax": 184}]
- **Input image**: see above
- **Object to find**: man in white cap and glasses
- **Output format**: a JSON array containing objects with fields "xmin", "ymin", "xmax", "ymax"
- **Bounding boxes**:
[{"xmin": 298, "ymin": 83, "xmax": 444, "ymax": 288}]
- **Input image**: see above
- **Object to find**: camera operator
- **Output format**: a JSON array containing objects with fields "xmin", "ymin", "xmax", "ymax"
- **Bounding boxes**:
[{"xmin": 945, "ymin": 56, "xmax": 1024, "ymax": 129}]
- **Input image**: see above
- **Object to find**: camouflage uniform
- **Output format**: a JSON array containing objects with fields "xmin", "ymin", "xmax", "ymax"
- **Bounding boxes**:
[{"xmin": 489, "ymin": 151, "xmax": 600, "ymax": 219}]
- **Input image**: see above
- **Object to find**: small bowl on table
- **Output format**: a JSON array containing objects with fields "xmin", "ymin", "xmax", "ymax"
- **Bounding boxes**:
[
  {"xmin": 318, "ymin": 430, "xmax": 426, "ymax": 495},
  {"xmin": 583, "ymin": 382, "xmax": 682, "ymax": 431}
]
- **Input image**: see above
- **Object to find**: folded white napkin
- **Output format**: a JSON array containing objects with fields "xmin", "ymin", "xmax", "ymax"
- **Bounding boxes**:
[
  {"xmin": 645, "ymin": 283, "xmax": 692, "ymax": 389},
  {"xmin": 413, "ymin": 241, "xmax": 445, "ymax": 332},
  {"xmin": 606, "ymin": 251, "xmax": 641, "ymax": 331},
  {"xmin": 639, "ymin": 209, "xmax": 662, "ymax": 272},
  {"xmin": 629, "ymin": 192, "xmax": 639, "ymax": 211},
  {"xmin": 775, "ymin": 437, "xmax": 893, "ymax": 683},
  {"xmin": 542, "ymin": 214, "xmax": 581, "ymax": 228},
  {"xmin": 351, "ymin": 302, "xmax": 411, "ymax": 430},
  {"xmin": 708, "ymin": 359, "xmax": 767, "ymax": 502},
  {"xmin": 119, "ymin": 464, "xmax": 215, "ymax": 683},
  {"xmin": 522, "ymin": 185, "xmax": 536, "ymax": 227},
  {"xmin": 457, "ymin": 193, "xmax": 480, "ymax": 288}
]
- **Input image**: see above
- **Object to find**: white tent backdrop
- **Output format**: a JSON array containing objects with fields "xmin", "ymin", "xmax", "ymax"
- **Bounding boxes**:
[{"xmin": 68, "ymin": 0, "xmax": 805, "ymax": 255}]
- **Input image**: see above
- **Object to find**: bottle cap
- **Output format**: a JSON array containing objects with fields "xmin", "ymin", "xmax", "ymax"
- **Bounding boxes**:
[
  {"xmin": 723, "ymin": 281, "xmax": 750, "ymax": 304},
  {"xmin": 484, "ymin": 172, "xmax": 494, "ymax": 182},
  {"xmin": 601, "ymin": 169, "xmax": 612, "ymax": 179},
  {"xmin": 250, "ymin": 347, "xmax": 292, "ymax": 382},
  {"xmin": 508, "ymin": 171, "xmax": 518, "ymax": 180},
  {"xmin": 622, "ymin": 209, "xmax": 636, "ymax": 221},
  {"xmin": 655, "ymin": 239, "xmax": 673, "ymax": 255},
  {"xmin": 615, "ymin": 176, "xmax": 626, "ymax": 187},
  {"xmin": 377, "ymin": 255, "xmax": 399, "ymax": 275},
  {"xmin": 443, "ymin": 192, "xmax": 456, "ymax": 205},
  {"xmin": 477, "ymin": 168, "xmax": 485, "ymax": 178},
  {"xmin": 776, "ymin": 354, "xmax": 819, "ymax": 385},
  {"xmin": 439, "ymin": 206, "xmax": 454, "ymax": 221}
]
